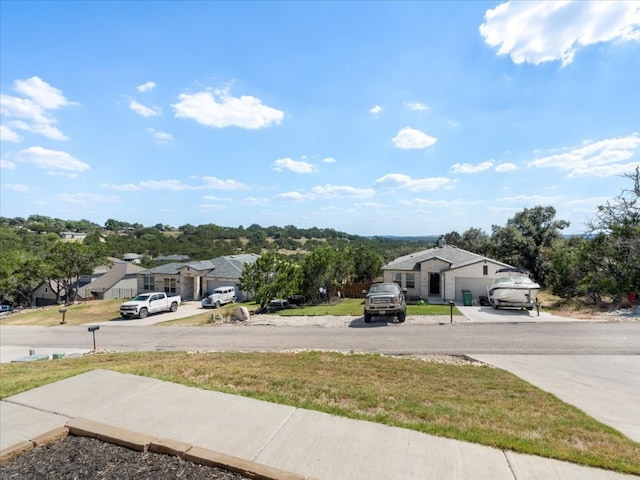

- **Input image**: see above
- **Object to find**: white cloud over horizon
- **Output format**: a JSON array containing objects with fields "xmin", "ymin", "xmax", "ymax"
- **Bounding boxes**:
[
  {"xmin": 172, "ymin": 88, "xmax": 284, "ymax": 129},
  {"xmin": 137, "ymin": 81, "xmax": 156, "ymax": 93},
  {"xmin": 480, "ymin": 0, "xmax": 640, "ymax": 66},
  {"xmin": 528, "ymin": 133, "xmax": 640, "ymax": 177},
  {"xmin": 0, "ymin": 76, "xmax": 75, "ymax": 141},
  {"xmin": 392, "ymin": 127, "xmax": 437, "ymax": 149},
  {"xmin": 130, "ymin": 100, "xmax": 161, "ymax": 117},
  {"xmin": 16, "ymin": 146, "xmax": 89, "ymax": 173},
  {"xmin": 273, "ymin": 157, "xmax": 316, "ymax": 174},
  {"xmin": 375, "ymin": 173, "xmax": 457, "ymax": 191}
]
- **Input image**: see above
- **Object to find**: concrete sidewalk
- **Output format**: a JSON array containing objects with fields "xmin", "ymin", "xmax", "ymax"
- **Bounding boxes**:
[{"xmin": 1, "ymin": 369, "xmax": 636, "ymax": 479}]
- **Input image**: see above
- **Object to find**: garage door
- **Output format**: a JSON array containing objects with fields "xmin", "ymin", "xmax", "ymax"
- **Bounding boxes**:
[{"xmin": 454, "ymin": 278, "xmax": 493, "ymax": 303}]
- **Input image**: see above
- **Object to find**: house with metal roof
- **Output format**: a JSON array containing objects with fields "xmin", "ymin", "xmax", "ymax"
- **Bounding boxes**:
[
  {"xmin": 382, "ymin": 241, "xmax": 510, "ymax": 304},
  {"xmin": 136, "ymin": 254, "xmax": 259, "ymax": 301}
]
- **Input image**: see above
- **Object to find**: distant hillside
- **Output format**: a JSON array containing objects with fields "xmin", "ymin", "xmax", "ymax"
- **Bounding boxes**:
[{"xmin": 371, "ymin": 235, "xmax": 441, "ymax": 243}]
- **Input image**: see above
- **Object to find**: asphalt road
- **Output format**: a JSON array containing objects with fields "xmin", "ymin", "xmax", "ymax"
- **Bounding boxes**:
[{"xmin": 2, "ymin": 322, "xmax": 639, "ymax": 355}]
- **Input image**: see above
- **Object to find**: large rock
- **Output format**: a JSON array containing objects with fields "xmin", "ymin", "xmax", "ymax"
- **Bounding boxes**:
[{"xmin": 231, "ymin": 306, "xmax": 250, "ymax": 322}]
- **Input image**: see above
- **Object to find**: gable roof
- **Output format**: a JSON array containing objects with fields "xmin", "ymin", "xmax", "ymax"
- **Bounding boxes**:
[
  {"xmin": 383, "ymin": 244, "xmax": 508, "ymax": 271},
  {"xmin": 139, "ymin": 254, "xmax": 259, "ymax": 278},
  {"xmin": 84, "ymin": 263, "xmax": 145, "ymax": 292}
]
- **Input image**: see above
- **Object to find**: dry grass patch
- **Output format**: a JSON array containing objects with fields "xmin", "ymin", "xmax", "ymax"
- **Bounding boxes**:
[{"xmin": 0, "ymin": 351, "xmax": 638, "ymax": 475}]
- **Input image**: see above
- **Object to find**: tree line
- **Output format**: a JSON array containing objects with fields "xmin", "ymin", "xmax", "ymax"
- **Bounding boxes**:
[{"xmin": 1, "ymin": 168, "xmax": 637, "ymax": 307}]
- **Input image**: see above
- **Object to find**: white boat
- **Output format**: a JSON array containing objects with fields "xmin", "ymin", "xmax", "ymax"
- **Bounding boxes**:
[{"xmin": 487, "ymin": 268, "xmax": 540, "ymax": 309}]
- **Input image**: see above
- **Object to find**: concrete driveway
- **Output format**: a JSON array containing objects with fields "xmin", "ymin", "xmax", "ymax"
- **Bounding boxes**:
[
  {"xmin": 456, "ymin": 304, "xmax": 581, "ymax": 323},
  {"xmin": 83, "ymin": 301, "xmax": 206, "ymax": 327}
]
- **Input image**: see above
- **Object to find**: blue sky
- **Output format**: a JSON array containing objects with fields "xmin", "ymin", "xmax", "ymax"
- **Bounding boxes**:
[{"xmin": 1, "ymin": 1, "xmax": 639, "ymax": 236}]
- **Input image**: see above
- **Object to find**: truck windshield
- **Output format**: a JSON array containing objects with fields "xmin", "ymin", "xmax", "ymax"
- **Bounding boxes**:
[
  {"xmin": 369, "ymin": 284, "xmax": 398, "ymax": 294},
  {"xmin": 132, "ymin": 294, "xmax": 151, "ymax": 301}
]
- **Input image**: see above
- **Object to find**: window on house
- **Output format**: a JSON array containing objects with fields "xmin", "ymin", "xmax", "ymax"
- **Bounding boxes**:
[
  {"xmin": 394, "ymin": 273, "xmax": 402, "ymax": 286},
  {"xmin": 483, "ymin": 265, "xmax": 488, "ymax": 276},
  {"xmin": 164, "ymin": 278, "xmax": 176, "ymax": 294},
  {"xmin": 406, "ymin": 273, "xmax": 415, "ymax": 289},
  {"xmin": 143, "ymin": 276, "xmax": 154, "ymax": 291}
]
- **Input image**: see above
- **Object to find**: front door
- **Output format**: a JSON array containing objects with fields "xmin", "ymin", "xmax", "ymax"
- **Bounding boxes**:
[{"xmin": 429, "ymin": 273, "xmax": 441, "ymax": 296}]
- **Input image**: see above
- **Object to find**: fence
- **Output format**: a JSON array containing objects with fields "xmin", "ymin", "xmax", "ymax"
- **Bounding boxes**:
[{"xmin": 340, "ymin": 282, "xmax": 373, "ymax": 298}]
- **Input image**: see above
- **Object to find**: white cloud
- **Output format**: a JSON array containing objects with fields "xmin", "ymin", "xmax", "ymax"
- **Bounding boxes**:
[
  {"xmin": 276, "ymin": 185, "xmax": 375, "ymax": 201},
  {"xmin": 399, "ymin": 198, "xmax": 467, "ymax": 207},
  {"xmin": 2, "ymin": 183, "xmax": 27, "ymax": 191},
  {"xmin": 172, "ymin": 89, "xmax": 284, "ymax": 129},
  {"xmin": 450, "ymin": 160, "xmax": 494, "ymax": 173},
  {"xmin": 311, "ymin": 185, "xmax": 375, "ymax": 198},
  {"xmin": 0, "ymin": 125, "xmax": 22, "ymax": 142},
  {"xmin": 201, "ymin": 176, "xmax": 249, "ymax": 190},
  {"xmin": 102, "ymin": 183, "xmax": 141, "ymax": 191},
  {"xmin": 0, "ymin": 77, "xmax": 75, "ymax": 141},
  {"xmin": 139, "ymin": 179, "xmax": 192, "ymax": 191},
  {"xmin": 275, "ymin": 191, "xmax": 309, "ymax": 201},
  {"xmin": 147, "ymin": 128, "xmax": 174, "ymax": 144},
  {"xmin": 375, "ymin": 173, "xmax": 457, "ymax": 191},
  {"xmin": 392, "ymin": 127, "xmax": 437, "ymax": 149},
  {"xmin": 273, "ymin": 157, "xmax": 316, "ymax": 174},
  {"xmin": 56, "ymin": 193, "xmax": 119, "ymax": 203},
  {"xmin": 528, "ymin": 133, "xmax": 640, "ymax": 177},
  {"xmin": 499, "ymin": 194, "xmax": 564, "ymax": 204},
  {"xmin": 13, "ymin": 76, "xmax": 74, "ymax": 110},
  {"xmin": 17, "ymin": 146, "xmax": 89, "ymax": 173},
  {"xmin": 322, "ymin": 157, "xmax": 336, "ymax": 163},
  {"xmin": 0, "ymin": 158, "xmax": 16, "ymax": 169},
  {"xmin": 242, "ymin": 197, "xmax": 269, "ymax": 206},
  {"xmin": 404, "ymin": 101, "xmax": 430, "ymax": 111},
  {"xmin": 137, "ymin": 81, "xmax": 156, "ymax": 93},
  {"xmin": 130, "ymin": 100, "xmax": 161, "ymax": 117},
  {"xmin": 200, "ymin": 203, "xmax": 229, "ymax": 211},
  {"xmin": 370, "ymin": 105, "xmax": 383, "ymax": 114},
  {"xmin": 202, "ymin": 195, "xmax": 231, "ymax": 202},
  {"xmin": 495, "ymin": 162, "xmax": 517, "ymax": 172},
  {"xmin": 480, "ymin": 1, "xmax": 640, "ymax": 66}
]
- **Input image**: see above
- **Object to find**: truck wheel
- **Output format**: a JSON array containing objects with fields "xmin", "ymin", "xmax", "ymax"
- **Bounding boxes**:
[
  {"xmin": 491, "ymin": 299, "xmax": 499, "ymax": 310},
  {"xmin": 138, "ymin": 308, "xmax": 148, "ymax": 319},
  {"xmin": 232, "ymin": 296, "xmax": 237, "ymax": 303},
  {"xmin": 215, "ymin": 300, "xmax": 221, "ymax": 308},
  {"xmin": 364, "ymin": 312, "xmax": 372, "ymax": 323},
  {"xmin": 170, "ymin": 302, "xmax": 178, "ymax": 312},
  {"xmin": 398, "ymin": 311, "xmax": 406, "ymax": 323}
]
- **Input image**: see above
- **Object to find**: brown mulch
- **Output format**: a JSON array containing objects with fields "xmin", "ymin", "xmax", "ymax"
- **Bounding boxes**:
[{"xmin": 0, "ymin": 436, "xmax": 252, "ymax": 479}]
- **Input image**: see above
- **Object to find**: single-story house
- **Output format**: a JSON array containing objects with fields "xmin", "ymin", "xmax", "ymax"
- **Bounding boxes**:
[
  {"xmin": 136, "ymin": 254, "xmax": 259, "ymax": 301},
  {"xmin": 156, "ymin": 254, "xmax": 190, "ymax": 262},
  {"xmin": 60, "ymin": 231, "xmax": 87, "ymax": 242},
  {"xmin": 382, "ymin": 242, "xmax": 511, "ymax": 304},
  {"xmin": 78, "ymin": 262, "xmax": 146, "ymax": 300}
]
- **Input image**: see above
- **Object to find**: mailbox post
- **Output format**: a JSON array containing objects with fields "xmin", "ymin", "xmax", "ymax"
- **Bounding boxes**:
[
  {"xmin": 449, "ymin": 300, "xmax": 454, "ymax": 323},
  {"xmin": 59, "ymin": 308, "xmax": 68, "ymax": 324},
  {"xmin": 88, "ymin": 325, "xmax": 99, "ymax": 351}
]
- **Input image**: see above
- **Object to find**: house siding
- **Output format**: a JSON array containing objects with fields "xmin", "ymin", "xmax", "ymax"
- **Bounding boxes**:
[{"xmin": 382, "ymin": 245, "xmax": 511, "ymax": 304}]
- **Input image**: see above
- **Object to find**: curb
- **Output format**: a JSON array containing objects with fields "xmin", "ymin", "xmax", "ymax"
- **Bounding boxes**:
[
  {"xmin": 1, "ymin": 418, "xmax": 317, "ymax": 480},
  {"xmin": 0, "ymin": 426, "xmax": 69, "ymax": 465}
]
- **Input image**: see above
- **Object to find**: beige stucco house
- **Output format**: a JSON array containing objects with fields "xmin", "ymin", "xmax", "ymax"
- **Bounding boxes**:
[
  {"xmin": 136, "ymin": 254, "xmax": 259, "ymax": 301},
  {"xmin": 382, "ymin": 243, "xmax": 510, "ymax": 304}
]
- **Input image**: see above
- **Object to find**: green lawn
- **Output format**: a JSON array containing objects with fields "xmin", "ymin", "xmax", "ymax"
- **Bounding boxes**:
[{"xmin": 1, "ymin": 351, "xmax": 638, "ymax": 475}]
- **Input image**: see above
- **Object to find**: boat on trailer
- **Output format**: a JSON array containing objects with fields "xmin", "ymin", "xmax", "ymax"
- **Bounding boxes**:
[{"xmin": 487, "ymin": 268, "xmax": 540, "ymax": 310}]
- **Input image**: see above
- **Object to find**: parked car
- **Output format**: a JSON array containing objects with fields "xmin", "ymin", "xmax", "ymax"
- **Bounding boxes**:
[
  {"xmin": 201, "ymin": 286, "xmax": 237, "ymax": 308},
  {"xmin": 0, "ymin": 305, "xmax": 14, "ymax": 313},
  {"xmin": 120, "ymin": 292, "xmax": 181, "ymax": 319},
  {"xmin": 267, "ymin": 299, "xmax": 290, "ymax": 312},
  {"xmin": 363, "ymin": 282, "xmax": 407, "ymax": 323}
]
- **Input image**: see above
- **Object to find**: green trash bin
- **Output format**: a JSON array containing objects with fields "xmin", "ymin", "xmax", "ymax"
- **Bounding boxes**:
[{"xmin": 462, "ymin": 290, "xmax": 473, "ymax": 306}]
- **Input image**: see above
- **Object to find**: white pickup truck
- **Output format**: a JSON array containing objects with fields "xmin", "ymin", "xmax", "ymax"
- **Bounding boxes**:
[{"xmin": 120, "ymin": 292, "xmax": 181, "ymax": 319}]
